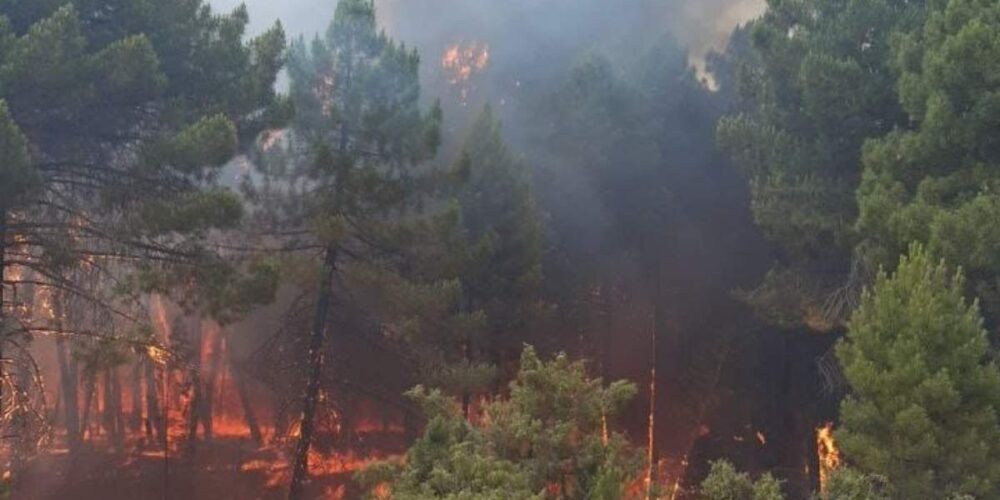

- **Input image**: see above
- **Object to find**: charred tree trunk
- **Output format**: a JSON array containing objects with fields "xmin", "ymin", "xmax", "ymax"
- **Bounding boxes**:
[
  {"xmin": 202, "ymin": 328, "xmax": 224, "ymax": 440},
  {"xmin": 55, "ymin": 339, "xmax": 80, "ymax": 451},
  {"xmin": 288, "ymin": 247, "xmax": 337, "ymax": 500},
  {"xmin": 129, "ymin": 361, "xmax": 143, "ymax": 433},
  {"xmin": 80, "ymin": 370, "xmax": 96, "ymax": 441},
  {"xmin": 112, "ymin": 368, "xmax": 124, "ymax": 447},
  {"xmin": 186, "ymin": 320, "xmax": 204, "ymax": 447},
  {"xmin": 233, "ymin": 373, "xmax": 264, "ymax": 446},
  {"xmin": 103, "ymin": 370, "xmax": 113, "ymax": 438},
  {"xmin": 226, "ymin": 349, "xmax": 264, "ymax": 447},
  {"xmin": 337, "ymin": 394, "xmax": 355, "ymax": 449},
  {"xmin": 144, "ymin": 357, "xmax": 163, "ymax": 441},
  {"xmin": 104, "ymin": 368, "xmax": 124, "ymax": 449},
  {"xmin": 0, "ymin": 209, "xmax": 7, "ymax": 435},
  {"xmin": 54, "ymin": 291, "xmax": 81, "ymax": 451},
  {"xmin": 650, "ymin": 285, "xmax": 668, "ymax": 468}
]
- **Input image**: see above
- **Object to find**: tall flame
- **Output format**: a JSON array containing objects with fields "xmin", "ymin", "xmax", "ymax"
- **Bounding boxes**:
[{"xmin": 817, "ymin": 422, "xmax": 841, "ymax": 495}]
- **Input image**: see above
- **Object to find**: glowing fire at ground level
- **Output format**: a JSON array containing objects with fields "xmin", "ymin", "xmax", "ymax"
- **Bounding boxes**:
[
  {"xmin": 9, "ymin": 293, "xmax": 837, "ymax": 500},
  {"xmin": 10, "ymin": 294, "xmax": 411, "ymax": 499}
]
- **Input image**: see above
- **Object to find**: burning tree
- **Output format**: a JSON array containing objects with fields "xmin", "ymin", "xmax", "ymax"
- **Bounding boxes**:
[
  {"xmin": 0, "ymin": 0, "xmax": 287, "ymax": 484},
  {"xmin": 245, "ymin": 0, "xmax": 444, "ymax": 497}
]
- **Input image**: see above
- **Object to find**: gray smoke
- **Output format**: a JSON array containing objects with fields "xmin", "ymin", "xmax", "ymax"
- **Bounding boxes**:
[{"xmin": 210, "ymin": 0, "xmax": 764, "ymax": 67}]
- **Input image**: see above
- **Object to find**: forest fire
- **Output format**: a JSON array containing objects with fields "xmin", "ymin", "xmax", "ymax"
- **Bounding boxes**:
[
  {"xmin": 816, "ymin": 423, "xmax": 840, "ymax": 494},
  {"xmin": 441, "ymin": 40, "xmax": 490, "ymax": 104},
  {"xmin": 11, "ymin": 0, "xmax": 989, "ymax": 498},
  {"xmin": 441, "ymin": 41, "xmax": 490, "ymax": 84},
  {"xmin": 9, "ymin": 288, "xmax": 410, "ymax": 499}
]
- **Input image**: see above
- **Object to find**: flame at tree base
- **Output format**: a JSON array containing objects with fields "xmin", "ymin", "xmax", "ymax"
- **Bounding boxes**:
[{"xmin": 817, "ymin": 422, "xmax": 841, "ymax": 495}]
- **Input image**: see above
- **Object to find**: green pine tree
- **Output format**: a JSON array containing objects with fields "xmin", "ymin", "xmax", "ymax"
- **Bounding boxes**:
[
  {"xmin": 359, "ymin": 345, "xmax": 640, "ymax": 500},
  {"xmin": 856, "ymin": 0, "xmax": 1000, "ymax": 327},
  {"xmin": 0, "ymin": 0, "xmax": 287, "ymax": 465},
  {"xmin": 836, "ymin": 244, "xmax": 1000, "ymax": 498},
  {"xmin": 414, "ymin": 105, "xmax": 543, "ymax": 405},
  {"xmin": 717, "ymin": 0, "xmax": 928, "ymax": 330},
  {"xmin": 699, "ymin": 460, "xmax": 785, "ymax": 500},
  {"xmin": 243, "ymin": 1, "xmax": 441, "ymax": 497}
]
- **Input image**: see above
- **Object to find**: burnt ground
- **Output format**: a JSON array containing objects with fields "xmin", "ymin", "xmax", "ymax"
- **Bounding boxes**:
[{"xmin": 13, "ymin": 437, "xmax": 374, "ymax": 500}]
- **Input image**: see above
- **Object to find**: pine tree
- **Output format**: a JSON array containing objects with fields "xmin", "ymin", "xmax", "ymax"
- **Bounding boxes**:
[
  {"xmin": 0, "ymin": 0, "xmax": 287, "ymax": 462},
  {"xmin": 245, "ymin": 1, "xmax": 441, "ymax": 497},
  {"xmin": 699, "ymin": 460, "xmax": 784, "ymax": 500},
  {"xmin": 415, "ymin": 106, "xmax": 542, "ymax": 405},
  {"xmin": 717, "ymin": 0, "xmax": 928, "ymax": 329},
  {"xmin": 856, "ymin": 0, "xmax": 1000, "ymax": 327},
  {"xmin": 359, "ymin": 346, "xmax": 640, "ymax": 500},
  {"xmin": 836, "ymin": 244, "xmax": 1000, "ymax": 498}
]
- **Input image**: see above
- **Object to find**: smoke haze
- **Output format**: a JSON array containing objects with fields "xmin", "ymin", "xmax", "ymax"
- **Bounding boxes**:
[{"xmin": 210, "ymin": 0, "xmax": 765, "ymax": 66}]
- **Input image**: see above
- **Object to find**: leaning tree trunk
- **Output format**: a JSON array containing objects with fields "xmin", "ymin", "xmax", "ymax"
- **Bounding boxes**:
[
  {"xmin": 232, "ymin": 361, "xmax": 263, "ymax": 446},
  {"xmin": 226, "ymin": 337, "xmax": 262, "ymax": 446},
  {"xmin": 288, "ymin": 247, "xmax": 337, "ymax": 500}
]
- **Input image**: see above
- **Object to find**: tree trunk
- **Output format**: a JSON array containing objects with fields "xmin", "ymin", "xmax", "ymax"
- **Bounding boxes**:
[
  {"xmin": 129, "ymin": 361, "xmax": 143, "ymax": 433},
  {"xmin": 53, "ymin": 289, "xmax": 81, "ymax": 451},
  {"xmin": 224, "ymin": 334, "xmax": 262, "ymax": 445},
  {"xmin": 103, "ymin": 370, "xmax": 113, "ymax": 438},
  {"xmin": 233, "ymin": 362, "xmax": 263, "ymax": 446},
  {"xmin": 288, "ymin": 247, "xmax": 337, "ymax": 500},
  {"xmin": 186, "ymin": 319, "xmax": 204, "ymax": 447},
  {"xmin": 55, "ymin": 338, "xmax": 80, "ymax": 451},
  {"xmin": 104, "ymin": 368, "xmax": 124, "ymax": 449},
  {"xmin": 144, "ymin": 357, "xmax": 163, "ymax": 441},
  {"xmin": 80, "ymin": 371, "xmax": 96, "ymax": 441},
  {"xmin": 0, "ymin": 209, "xmax": 7, "ymax": 434},
  {"xmin": 202, "ymin": 327, "xmax": 224, "ymax": 440},
  {"xmin": 649, "ymin": 258, "xmax": 670, "ymax": 474},
  {"xmin": 112, "ymin": 368, "xmax": 124, "ymax": 447}
]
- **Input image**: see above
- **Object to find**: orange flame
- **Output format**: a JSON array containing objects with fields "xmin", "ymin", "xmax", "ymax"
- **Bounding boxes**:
[
  {"xmin": 441, "ymin": 41, "xmax": 490, "ymax": 84},
  {"xmin": 817, "ymin": 422, "xmax": 840, "ymax": 494},
  {"xmin": 442, "ymin": 40, "xmax": 490, "ymax": 104}
]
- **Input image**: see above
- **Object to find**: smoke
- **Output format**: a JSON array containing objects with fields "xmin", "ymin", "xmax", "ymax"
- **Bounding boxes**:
[
  {"xmin": 210, "ymin": 0, "xmax": 765, "ymax": 68},
  {"xmin": 206, "ymin": 0, "xmax": 776, "ymax": 479},
  {"xmin": 671, "ymin": 0, "xmax": 766, "ymax": 65}
]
